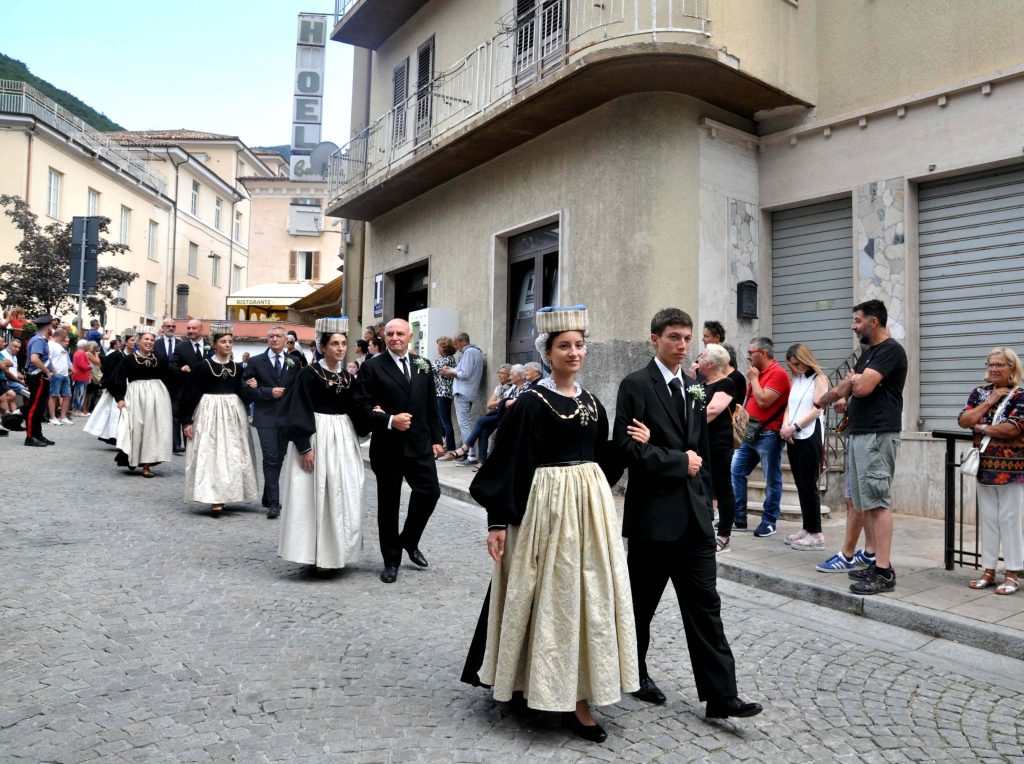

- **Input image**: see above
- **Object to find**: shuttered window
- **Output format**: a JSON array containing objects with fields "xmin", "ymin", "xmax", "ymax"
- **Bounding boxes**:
[
  {"xmin": 771, "ymin": 198, "xmax": 854, "ymax": 375},
  {"xmin": 414, "ymin": 37, "xmax": 434, "ymax": 145},
  {"xmin": 392, "ymin": 58, "xmax": 409, "ymax": 145},
  {"xmin": 918, "ymin": 164, "xmax": 1024, "ymax": 429}
]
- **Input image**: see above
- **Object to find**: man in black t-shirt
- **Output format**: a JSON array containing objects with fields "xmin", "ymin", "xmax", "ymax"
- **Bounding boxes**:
[{"xmin": 816, "ymin": 300, "xmax": 907, "ymax": 595}]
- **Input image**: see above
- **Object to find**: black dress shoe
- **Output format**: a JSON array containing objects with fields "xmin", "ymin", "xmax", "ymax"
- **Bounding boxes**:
[
  {"xmin": 267, "ymin": 504, "xmax": 281, "ymax": 519},
  {"xmin": 380, "ymin": 566, "xmax": 398, "ymax": 584},
  {"xmin": 563, "ymin": 712, "xmax": 608, "ymax": 743},
  {"xmin": 39, "ymin": 436, "xmax": 55, "ymax": 445},
  {"xmin": 24, "ymin": 437, "xmax": 47, "ymax": 447},
  {"xmin": 632, "ymin": 676, "xmax": 666, "ymax": 705},
  {"xmin": 405, "ymin": 547, "xmax": 428, "ymax": 568},
  {"xmin": 706, "ymin": 697, "xmax": 763, "ymax": 719}
]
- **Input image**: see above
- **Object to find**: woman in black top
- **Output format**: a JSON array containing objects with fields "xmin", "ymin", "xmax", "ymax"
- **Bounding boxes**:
[
  {"xmin": 85, "ymin": 332, "xmax": 134, "ymax": 444},
  {"xmin": 699, "ymin": 343, "xmax": 738, "ymax": 552},
  {"xmin": 110, "ymin": 327, "xmax": 171, "ymax": 477}
]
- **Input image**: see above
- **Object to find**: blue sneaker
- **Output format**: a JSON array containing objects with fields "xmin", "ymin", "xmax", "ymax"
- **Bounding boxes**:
[
  {"xmin": 753, "ymin": 521, "xmax": 776, "ymax": 537},
  {"xmin": 853, "ymin": 549, "xmax": 876, "ymax": 567},
  {"xmin": 816, "ymin": 551, "xmax": 856, "ymax": 572}
]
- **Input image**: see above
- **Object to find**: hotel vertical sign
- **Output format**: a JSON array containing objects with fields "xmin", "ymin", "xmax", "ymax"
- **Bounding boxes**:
[{"xmin": 290, "ymin": 13, "xmax": 327, "ymax": 180}]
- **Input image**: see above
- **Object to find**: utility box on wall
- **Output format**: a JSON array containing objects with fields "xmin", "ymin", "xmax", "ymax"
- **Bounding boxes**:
[{"xmin": 408, "ymin": 308, "xmax": 459, "ymax": 361}]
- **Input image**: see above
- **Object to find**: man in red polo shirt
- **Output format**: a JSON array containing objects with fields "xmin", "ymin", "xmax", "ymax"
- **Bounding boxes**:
[{"xmin": 730, "ymin": 337, "xmax": 791, "ymax": 537}]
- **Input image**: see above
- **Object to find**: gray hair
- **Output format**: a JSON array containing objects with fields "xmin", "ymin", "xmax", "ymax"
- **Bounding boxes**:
[
  {"xmin": 509, "ymin": 363, "xmax": 526, "ymax": 381},
  {"xmin": 750, "ymin": 337, "xmax": 774, "ymax": 357},
  {"xmin": 87, "ymin": 341, "xmax": 100, "ymax": 353},
  {"xmin": 524, "ymin": 361, "xmax": 543, "ymax": 377},
  {"xmin": 77, "ymin": 339, "xmax": 88, "ymax": 350},
  {"xmin": 703, "ymin": 343, "xmax": 729, "ymax": 369},
  {"xmin": 497, "ymin": 363, "xmax": 512, "ymax": 374},
  {"xmin": 53, "ymin": 328, "xmax": 67, "ymax": 339},
  {"xmin": 456, "ymin": 332, "xmax": 470, "ymax": 343}
]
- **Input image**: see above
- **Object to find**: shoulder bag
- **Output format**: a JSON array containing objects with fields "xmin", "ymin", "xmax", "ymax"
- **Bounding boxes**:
[{"xmin": 961, "ymin": 386, "xmax": 1017, "ymax": 477}]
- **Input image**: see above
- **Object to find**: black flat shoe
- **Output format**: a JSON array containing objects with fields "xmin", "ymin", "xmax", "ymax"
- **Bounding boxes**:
[
  {"xmin": 405, "ymin": 547, "xmax": 428, "ymax": 568},
  {"xmin": 267, "ymin": 504, "xmax": 281, "ymax": 519},
  {"xmin": 23, "ymin": 437, "xmax": 47, "ymax": 447},
  {"xmin": 632, "ymin": 676, "xmax": 666, "ymax": 705},
  {"xmin": 39, "ymin": 436, "xmax": 55, "ymax": 445},
  {"xmin": 380, "ymin": 566, "xmax": 398, "ymax": 584},
  {"xmin": 706, "ymin": 697, "xmax": 763, "ymax": 719},
  {"xmin": 563, "ymin": 712, "xmax": 607, "ymax": 743}
]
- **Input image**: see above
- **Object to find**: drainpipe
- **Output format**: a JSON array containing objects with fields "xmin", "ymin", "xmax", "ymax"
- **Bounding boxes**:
[
  {"xmin": 165, "ymin": 149, "xmax": 188, "ymax": 316},
  {"xmin": 24, "ymin": 124, "xmax": 35, "ymax": 203}
]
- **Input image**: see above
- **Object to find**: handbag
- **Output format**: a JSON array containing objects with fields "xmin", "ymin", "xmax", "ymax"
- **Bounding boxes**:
[
  {"xmin": 962, "ymin": 386, "xmax": 1018, "ymax": 477},
  {"xmin": 733, "ymin": 382, "xmax": 785, "ymax": 446},
  {"xmin": 731, "ymin": 406, "xmax": 749, "ymax": 449},
  {"xmin": 90, "ymin": 364, "xmax": 102, "ymax": 385},
  {"xmin": 742, "ymin": 403, "xmax": 785, "ymax": 445}
]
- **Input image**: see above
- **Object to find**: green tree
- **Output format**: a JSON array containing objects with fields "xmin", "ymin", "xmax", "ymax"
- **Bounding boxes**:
[{"xmin": 0, "ymin": 194, "xmax": 137, "ymax": 322}]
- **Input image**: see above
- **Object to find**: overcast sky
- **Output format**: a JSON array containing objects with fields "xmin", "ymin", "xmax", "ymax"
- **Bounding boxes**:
[{"xmin": 0, "ymin": 0, "xmax": 354, "ymax": 149}]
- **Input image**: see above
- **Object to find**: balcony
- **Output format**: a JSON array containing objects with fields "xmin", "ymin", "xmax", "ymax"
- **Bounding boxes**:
[
  {"xmin": 332, "ymin": 0, "xmax": 430, "ymax": 48},
  {"xmin": 327, "ymin": 0, "xmax": 807, "ymax": 221},
  {"xmin": 0, "ymin": 80, "xmax": 167, "ymax": 194}
]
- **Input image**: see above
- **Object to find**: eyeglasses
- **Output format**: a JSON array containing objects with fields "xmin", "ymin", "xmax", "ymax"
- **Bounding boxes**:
[{"xmin": 986, "ymin": 363, "xmax": 1009, "ymax": 369}]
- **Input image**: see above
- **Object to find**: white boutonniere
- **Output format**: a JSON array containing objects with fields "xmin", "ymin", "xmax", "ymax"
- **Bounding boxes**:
[
  {"xmin": 687, "ymin": 384, "xmax": 707, "ymax": 409},
  {"xmin": 285, "ymin": 358, "xmax": 295, "ymax": 369},
  {"xmin": 413, "ymin": 357, "xmax": 430, "ymax": 374}
]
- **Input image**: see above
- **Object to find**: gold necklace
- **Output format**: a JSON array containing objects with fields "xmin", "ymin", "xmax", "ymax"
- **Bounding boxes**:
[
  {"xmin": 528, "ymin": 388, "xmax": 598, "ymax": 427},
  {"xmin": 205, "ymin": 358, "xmax": 236, "ymax": 378},
  {"xmin": 133, "ymin": 352, "xmax": 157, "ymax": 368},
  {"xmin": 311, "ymin": 361, "xmax": 351, "ymax": 393}
]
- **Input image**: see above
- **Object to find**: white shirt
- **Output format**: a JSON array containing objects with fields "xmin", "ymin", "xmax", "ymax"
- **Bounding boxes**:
[
  {"xmin": 385, "ymin": 348, "xmax": 412, "ymax": 430},
  {"xmin": 48, "ymin": 340, "xmax": 70, "ymax": 375},
  {"xmin": 1, "ymin": 348, "xmax": 18, "ymax": 375},
  {"xmin": 653, "ymin": 356, "xmax": 685, "ymax": 390},
  {"xmin": 161, "ymin": 335, "xmax": 176, "ymax": 356},
  {"xmin": 267, "ymin": 350, "xmax": 287, "ymax": 369},
  {"xmin": 787, "ymin": 373, "xmax": 824, "ymax": 441}
]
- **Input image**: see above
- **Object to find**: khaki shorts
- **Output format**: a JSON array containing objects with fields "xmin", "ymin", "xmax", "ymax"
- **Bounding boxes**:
[{"xmin": 848, "ymin": 432, "xmax": 900, "ymax": 510}]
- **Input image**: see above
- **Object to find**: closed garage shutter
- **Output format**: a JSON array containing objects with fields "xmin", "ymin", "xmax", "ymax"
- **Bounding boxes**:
[
  {"xmin": 918, "ymin": 164, "xmax": 1024, "ymax": 430},
  {"xmin": 771, "ymin": 198, "xmax": 854, "ymax": 376}
]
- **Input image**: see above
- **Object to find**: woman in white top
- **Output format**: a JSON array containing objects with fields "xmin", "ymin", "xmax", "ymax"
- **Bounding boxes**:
[{"xmin": 779, "ymin": 343, "xmax": 829, "ymax": 550}]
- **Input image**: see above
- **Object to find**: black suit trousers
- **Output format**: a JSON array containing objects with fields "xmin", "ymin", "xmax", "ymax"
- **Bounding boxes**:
[
  {"xmin": 373, "ymin": 453, "xmax": 440, "ymax": 567},
  {"xmin": 256, "ymin": 425, "xmax": 288, "ymax": 507},
  {"xmin": 25, "ymin": 374, "xmax": 49, "ymax": 439},
  {"xmin": 627, "ymin": 524, "xmax": 738, "ymax": 702}
]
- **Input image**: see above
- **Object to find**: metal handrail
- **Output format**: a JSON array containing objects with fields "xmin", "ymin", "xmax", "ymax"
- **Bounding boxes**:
[
  {"xmin": 931, "ymin": 429, "xmax": 978, "ymax": 571},
  {"xmin": 328, "ymin": 0, "xmax": 711, "ymax": 204},
  {"xmin": 334, "ymin": 0, "xmax": 358, "ymax": 23},
  {"xmin": 819, "ymin": 348, "xmax": 862, "ymax": 493},
  {"xmin": 0, "ymin": 80, "xmax": 167, "ymax": 194}
]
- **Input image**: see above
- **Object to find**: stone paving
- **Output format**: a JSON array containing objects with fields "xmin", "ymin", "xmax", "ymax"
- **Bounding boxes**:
[{"xmin": 3, "ymin": 422, "xmax": 1024, "ymax": 762}]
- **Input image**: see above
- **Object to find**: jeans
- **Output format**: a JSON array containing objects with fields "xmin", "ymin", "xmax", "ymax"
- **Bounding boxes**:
[
  {"xmin": 436, "ymin": 396, "xmax": 455, "ymax": 451},
  {"xmin": 731, "ymin": 429, "xmax": 784, "ymax": 526},
  {"xmin": 453, "ymin": 393, "xmax": 475, "ymax": 456},
  {"xmin": 72, "ymin": 380, "xmax": 89, "ymax": 411},
  {"xmin": 465, "ymin": 413, "xmax": 500, "ymax": 462}
]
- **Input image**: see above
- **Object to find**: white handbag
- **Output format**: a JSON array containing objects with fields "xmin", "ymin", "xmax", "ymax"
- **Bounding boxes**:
[{"xmin": 962, "ymin": 387, "xmax": 1017, "ymax": 477}]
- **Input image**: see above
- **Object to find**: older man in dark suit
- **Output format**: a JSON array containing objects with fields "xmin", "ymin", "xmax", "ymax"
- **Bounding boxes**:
[
  {"xmin": 614, "ymin": 308, "xmax": 761, "ymax": 721},
  {"xmin": 353, "ymin": 318, "xmax": 444, "ymax": 583},
  {"xmin": 241, "ymin": 326, "xmax": 299, "ymax": 519},
  {"xmin": 154, "ymin": 316, "xmax": 184, "ymax": 454}
]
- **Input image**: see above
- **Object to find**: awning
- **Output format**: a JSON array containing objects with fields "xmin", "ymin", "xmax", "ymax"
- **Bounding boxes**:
[
  {"xmin": 226, "ymin": 282, "xmax": 316, "ymax": 308},
  {"xmin": 290, "ymin": 276, "xmax": 343, "ymax": 314}
]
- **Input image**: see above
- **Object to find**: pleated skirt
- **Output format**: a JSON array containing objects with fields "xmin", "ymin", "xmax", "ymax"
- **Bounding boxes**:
[
  {"xmin": 115, "ymin": 379, "xmax": 172, "ymax": 467},
  {"xmin": 83, "ymin": 391, "xmax": 119, "ymax": 440},
  {"xmin": 278, "ymin": 413, "xmax": 365, "ymax": 569},
  {"xmin": 185, "ymin": 394, "xmax": 258, "ymax": 504},
  {"xmin": 478, "ymin": 462, "xmax": 639, "ymax": 711}
]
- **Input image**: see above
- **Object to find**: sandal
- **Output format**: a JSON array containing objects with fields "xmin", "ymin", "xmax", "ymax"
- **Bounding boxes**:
[
  {"xmin": 715, "ymin": 536, "xmax": 731, "ymax": 554},
  {"xmin": 791, "ymin": 534, "xmax": 825, "ymax": 551},
  {"xmin": 784, "ymin": 529, "xmax": 809, "ymax": 546},
  {"xmin": 995, "ymin": 574, "xmax": 1019, "ymax": 596},
  {"xmin": 969, "ymin": 569, "xmax": 997, "ymax": 590},
  {"xmin": 437, "ymin": 447, "xmax": 468, "ymax": 462}
]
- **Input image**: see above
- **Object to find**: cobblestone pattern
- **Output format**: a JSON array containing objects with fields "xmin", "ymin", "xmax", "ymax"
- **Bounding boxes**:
[{"xmin": 3, "ymin": 425, "xmax": 1024, "ymax": 762}]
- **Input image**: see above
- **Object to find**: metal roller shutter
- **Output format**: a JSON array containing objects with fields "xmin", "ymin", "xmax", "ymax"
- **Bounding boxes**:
[
  {"xmin": 918, "ymin": 164, "xmax": 1024, "ymax": 430},
  {"xmin": 771, "ymin": 198, "xmax": 854, "ymax": 375}
]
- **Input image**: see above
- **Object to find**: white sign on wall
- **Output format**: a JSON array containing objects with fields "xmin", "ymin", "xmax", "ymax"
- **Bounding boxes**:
[{"xmin": 291, "ymin": 13, "xmax": 327, "ymax": 181}]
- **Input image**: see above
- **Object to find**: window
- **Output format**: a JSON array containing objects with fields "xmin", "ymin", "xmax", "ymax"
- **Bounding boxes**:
[
  {"xmin": 191, "ymin": 181, "xmax": 200, "ymax": 216},
  {"xmin": 234, "ymin": 211, "xmax": 243, "ymax": 241},
  {"xmin": 147, "ymin": 220, "xmax": 159, "ymax": 261},
  {"xmin": 47, "ymin": 168, "xmax": 62, "ymax": 218},
  {"xmin": 288, "ymin": 200, "xmax": 322, "ymax": 236},
  {"xmin": 415, "ymin": 37, "xmax": 435, "ymax": 145},
  {"xmin": 507, "ymin": 221, "xmax": 560, "ymax": 364},
  {"xmin": 214, "ymin": 197, "xmax": 223, "ymax": 230},
  {"xmin": 211, "ymin": 254, "xmax": 221, "ymax": 287},
  {"xmin": 392, "ymin": 58, "xmax": 409, "ymax": 144},
  {"xmin": 232, "ymin": 264, "xmax": 244, "ymax": 292},
  {"xmin": 289, "ymin": 250, "xmax": 320, "ymax": 281},
  {"xmin": 87, "ymin": 188, "xmax": 100, "ymax": 216},
  {"xmin": 117, "ymin": 281, "xmax": 129, "ymax": 303},
  {"xmin": 120, "ymin": 206, "xmax": 131, "ymax": 244},
  {"xmin": 145, "ymin": 281, "xmax": 157, "ymax": 316},
  {"xmin": 188, "ymin": 242, "xmax": 198, "ymax": 276}
]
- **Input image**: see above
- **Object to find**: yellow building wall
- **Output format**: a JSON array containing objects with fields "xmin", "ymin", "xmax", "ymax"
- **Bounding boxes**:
[{"xmin": 247, "ymin": 188, "xmax": 339, "ymax": 287}]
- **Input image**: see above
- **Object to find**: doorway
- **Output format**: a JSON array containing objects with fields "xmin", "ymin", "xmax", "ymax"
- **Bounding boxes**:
[
  {"xmin": 507, "ymin": 222, "xmax": 559, "ymax": 365},
  {"xmin": 393, "ymin": 263, "xmax": 429, "ymax": 320}
]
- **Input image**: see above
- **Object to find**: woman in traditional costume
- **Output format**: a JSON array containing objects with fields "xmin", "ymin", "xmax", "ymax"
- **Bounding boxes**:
[
  {"xmin": 181, "ymin": 323, "xmax": 258, "ymax": 515},
  {"xmin": 84, "ymin": 330, "xmax": 135, "ymax": 445},
  {"xmin": 110, "ymin": 326, "xmax": 172, "ymax": 477},
  {"xmin": 276, "ymin": 317, "xmax": 368, "ymax": 568},
  {"xmin": 463, "ymin": 306, "xmax": 647, "ymax": 743}
]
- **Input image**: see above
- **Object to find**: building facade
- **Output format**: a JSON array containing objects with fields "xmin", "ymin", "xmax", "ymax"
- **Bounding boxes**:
[{"xmin": 325, "ymin": 0, "xmax": 1024, "ymax": 517}]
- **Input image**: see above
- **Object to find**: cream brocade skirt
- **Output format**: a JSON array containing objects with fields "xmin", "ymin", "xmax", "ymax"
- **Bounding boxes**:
[
  {"xmin": 115, "ymin": 378, "xmax": 172, "ymax": 466},
  {"xmin": 83, "ymin": 391, "xmax": 119, "ymax": 439},
  {"xmin": 278, "ymin": 413, "xmax": 365, "ymax": 569},
  {"xmin": 185, "ymin": 394, "xmax": 259, "ymax": 504},
  {"xmin": 478, "ymin": 462, "xmax": 639, "ymax": 711}
]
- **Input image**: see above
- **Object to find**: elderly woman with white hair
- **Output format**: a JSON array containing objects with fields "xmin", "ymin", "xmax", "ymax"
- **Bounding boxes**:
[
  {"xmin": 958, "ymin": 346, "xmax": 1024, "ymax": 596},
  {"xmin": 85, "ymin": 331, "xmax": 134, "ymax": 444},
  {"xmin": 698, "ymin": 343, "xmax": 740, "ymax": 553},
  {"xmin": 70, "ymin": 339, "xmax": 93, "ymax": 416},
  {"xmin": 109, "ymin": 326, "xmax": 172, "ymax": 477}
]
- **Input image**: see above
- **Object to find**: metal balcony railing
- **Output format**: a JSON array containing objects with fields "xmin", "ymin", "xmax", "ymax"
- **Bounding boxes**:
[
  {"xmin": 334, "ymin": 0, "xmax": 358, "ymax": 23},
  {"xmin": 0, "ymin": 80, "xmax": 167, "ymax": 194},
  {"xmin": 328, "ymin": 0, "xmax": 711, "ymax": 205}
]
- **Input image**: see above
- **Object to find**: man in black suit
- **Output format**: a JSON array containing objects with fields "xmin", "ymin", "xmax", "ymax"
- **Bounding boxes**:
[
  {"xmin": 240, "ymin": 326, "xmax": 298, "ymax": 519},
  {"xmin": 614, "ymin": 308, "xmax": 762, "ymax": 720},
  {"xmin": 154, "ymin": 316, "xmax": 184, "ymax": 454},
  {"xmin": 353, "ymin": 318, "xmax": 444, "ymax": 583}
]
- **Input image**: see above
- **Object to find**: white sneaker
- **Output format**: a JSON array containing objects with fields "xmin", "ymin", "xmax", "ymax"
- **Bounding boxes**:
[
  {"xmin": 49, "ymin": 417, "xmax": 63, "ymax": 426},
  {"xmin": 60, "ymin": 417, "xmax": 74, "ymax": 425}
]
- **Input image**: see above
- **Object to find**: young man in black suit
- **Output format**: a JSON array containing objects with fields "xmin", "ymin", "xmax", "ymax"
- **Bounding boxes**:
[
  {"xmin": 353, "ymin": 318, "xmax": 444, "ymax": 583},
  {"xmin": 154, "ymin": 317, "xmax": 184, "ymax": 454},
  {"xmin": 613, "ymin": 308, "xmax": 762, "ymax": 720},
  {"xmin": 240, "ymin": 326, "xmax": 299, "ymax": 519}
]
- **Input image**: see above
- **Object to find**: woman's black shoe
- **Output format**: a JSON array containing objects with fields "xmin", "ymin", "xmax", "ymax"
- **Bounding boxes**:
[{"xmin": 563, "ymin": 712, "xmax": 608, "ymax": 743}]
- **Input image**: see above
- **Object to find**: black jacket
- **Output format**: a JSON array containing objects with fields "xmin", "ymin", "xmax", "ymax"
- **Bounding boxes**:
[{"xmin": 240, "ymin": 350, "xmax": 301, "ymax": 428}]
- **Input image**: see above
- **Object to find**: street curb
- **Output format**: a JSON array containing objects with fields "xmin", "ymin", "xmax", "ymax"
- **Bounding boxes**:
[{"xmin": 369, "ymin": 457, "xmax": 1024, "ymax": 662}]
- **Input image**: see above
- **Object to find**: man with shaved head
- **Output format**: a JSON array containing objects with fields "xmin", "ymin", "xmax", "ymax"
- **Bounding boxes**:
[{"xmin": 354, "ymin": 318, "xmax": 444, "ymax": 583}]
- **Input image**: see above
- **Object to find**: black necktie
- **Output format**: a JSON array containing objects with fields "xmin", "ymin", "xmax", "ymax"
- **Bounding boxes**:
[
  {"xmin": 193, "ymin": 341, "xmax": 200, "ymax": 356},
  {"xmin": 400, "ymin": 357, "xmax": 411, "ymax": 382},
  {"xmin": 166, "ymin": 338, "xmax": 172, "ymax": 356},
  {"xmin": 669, "ymin": 377, "xmax": 687, "ymax": 426},
  {"xmin": 274, "ymin": 354, "xmax": 282, "ymax": 379}
]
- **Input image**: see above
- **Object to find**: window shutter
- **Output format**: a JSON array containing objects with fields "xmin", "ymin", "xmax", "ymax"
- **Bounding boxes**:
[
  {"xmin": 289, "ymin": 251, "xmax": 297, "ymax": 281},
  {"xmin": 392, "ymin": 59, "xmax": 409, "ymax": 143},
  {"xmin": 312, "ymin": 252, "xmax": 321, "ymax": 281}
]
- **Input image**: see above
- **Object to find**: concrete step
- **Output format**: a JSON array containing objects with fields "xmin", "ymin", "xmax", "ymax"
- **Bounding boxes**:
[{"xmin": 738, "ymin": 462, "xmax": 832, "ymax": 521}]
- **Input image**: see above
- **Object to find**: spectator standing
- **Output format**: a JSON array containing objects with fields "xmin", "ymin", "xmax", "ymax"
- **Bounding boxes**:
[
  {"xmin": 71, "ymin": 340, "xmax": 92, "ymax": 416},
  {"xmin": 286, "ymin": 333, "xmax": 309, "ymax": 368},
  {"xmin": 698, "ymin": 344, "xmax": 738, "ymax": 553},
  {"xmin": 721, "ymin": 343, "xmax": 747, "ymax": 409},
  {"xmin": 48, "ymin": 328, "xmax": 74, "ymax": 426},
  {"xmin": 354, "ymin": 339, "xmax": 369, "ymax": 367},
  {"xmin": 84, "ymin": 341, "xmax": 103, "ymax": 414},
  {"xmin": 433, "ymin": 336, "xmax": 458, "ymax": 453},
  {"xmin": 84, "ymin": 319, "xmax": 106, "ymax": 349},
  {"xmin": 367, "ymin": 336, "xmax": 383, "ymax": 357},
  {"xmin": 24, "ymin": 315, "xmax": 55, "ymax": 447},
  {"xmin": 731, "ymin": 337, "xmax": 791, "ymax": 537},
  {"xmin": 440, "ymin": 332, "xmax": 484, "ymax": 461},
  {"xmin": 779, "ymin": 343, "xmax": 829, "ymax": 550},
  {"xmin": 346, "ymin": 361, "xmax": 360, "ymax": 376}
]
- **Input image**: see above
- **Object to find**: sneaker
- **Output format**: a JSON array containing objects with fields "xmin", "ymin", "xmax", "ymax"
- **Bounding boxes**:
[
  {"xmin": 48, "ymin": 417, "xmax": 63, "ymax": 426},
  {"xmin": 715, "ymin": 536, "xmax": 732, "ymax": 554},
  {"xmin": 850, "ymin": 569, "xmax": 895, "ymax": 595},
  {"xmin": 753, "ymin": 521, "xmax": 776, "ymax": 537},
  {"xmin": 815, "ymin": 551, "xmax": 857, "ymax": 572},
  {"xmin": 853, "ymin": 549, "xmax": 876, "ymax": 567},
  {"xmin": 732, "ymin": 521, "xmax": 749, "ymax": 532},
  {"xmin": 849, "ymin": 563, "xmax": 879, "ymax": 581},
  {"xmin": 60, "ymin": 417, "xmax": 74, "ymax": 425}
]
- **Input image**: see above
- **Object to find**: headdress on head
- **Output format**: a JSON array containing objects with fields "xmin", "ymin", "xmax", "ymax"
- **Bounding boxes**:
[
  {"xmin": 209, "ymin": 323, "xmax": 234, "ymax": 340},
  {"xmin": 533, "ymin": 305, "xmax": 589, "ymax": 358},
  {"xmin": 120, "ymin": 327, "xmax": 137, "ymax": 339},
  {"xmin": 315, "ymin": 316, "xmax": 349, "ymax": 335},
  {"xmin": 135, "ymin": 325, "xmax": 156, "ymax": 337}
]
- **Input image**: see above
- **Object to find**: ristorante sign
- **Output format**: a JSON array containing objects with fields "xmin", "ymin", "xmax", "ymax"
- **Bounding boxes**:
[{"xmin": 290, "ymin": 13, "xmax": 327, "ymax": 181}]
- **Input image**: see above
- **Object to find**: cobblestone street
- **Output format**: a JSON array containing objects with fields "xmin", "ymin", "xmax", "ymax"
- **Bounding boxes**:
[{"xmin": 3, "ymin": 425, "xmax": 1024, "ymax": 763}]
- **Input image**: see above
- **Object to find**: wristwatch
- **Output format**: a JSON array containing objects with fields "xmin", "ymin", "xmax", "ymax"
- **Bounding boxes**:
[{"xmin": 794, "ymin": 423, "xmax": 803, "ymax": 433}]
